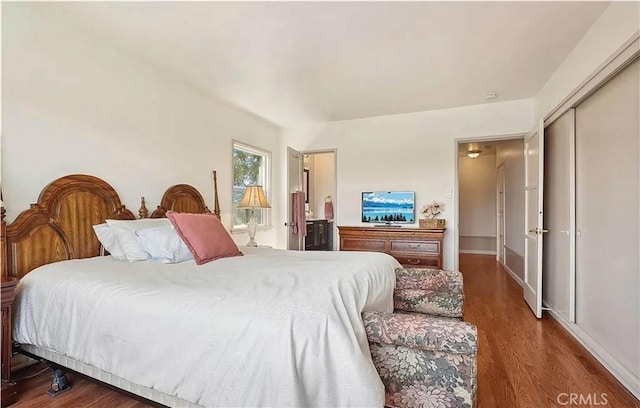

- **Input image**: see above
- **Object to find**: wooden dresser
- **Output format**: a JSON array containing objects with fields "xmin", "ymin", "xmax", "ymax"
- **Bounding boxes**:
[{"xmin": 338, "ymin": 226, "xmax": 445, "ymax": 268}]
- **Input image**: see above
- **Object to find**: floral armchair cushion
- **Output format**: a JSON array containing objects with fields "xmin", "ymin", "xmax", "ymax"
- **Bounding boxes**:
[
  {"xmin": 363, "ymin": 312, "xmax": 476, "ymax": 354},
  {"xmin": 364, "ymin": 311, "xmax": 478, "ymax": 408},
  {"xmin": 394, "ymin": 268, "xmax": 464, "ymax": 318},
  {"xmin": 396, "ymin": 268, "xmax": 463, "ymax": 293}
]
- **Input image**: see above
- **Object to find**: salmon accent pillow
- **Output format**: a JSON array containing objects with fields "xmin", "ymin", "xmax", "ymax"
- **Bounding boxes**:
[{"xmin": 166, "ymin": 211, "xmax": 243, "ymax": 265}]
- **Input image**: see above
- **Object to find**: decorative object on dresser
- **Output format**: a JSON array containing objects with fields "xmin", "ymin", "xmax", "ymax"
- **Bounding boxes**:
[
  {"xmin": 338, "ymin": 226, "xmax": 445, "ymax": 268},
  {"xmin": 1, "ymin": 277, "xmax": 19, "ymax": 407},
  {"xmin": 419, "ymin": 200, "xmax": 446, "ymax": 229},
  {"xmin": 305, "ymin": 219, "xmax": 333, "ymax": 251},
  {"xmin": 237, "ymin": 185, "xmax": 271, "ymax": 247}
]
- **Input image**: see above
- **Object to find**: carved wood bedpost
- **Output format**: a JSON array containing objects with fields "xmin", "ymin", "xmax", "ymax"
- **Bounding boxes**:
[
  {"xmin": 213, "ymin": 171, "xmax": 221, "ymax": 220},
  {"xmin": 138, "ymin": 197, "xmax": 149, "ymax": 219},
  {"xmin": 1, "ymin": 194, "xmax": 7, "ymax": 279}
]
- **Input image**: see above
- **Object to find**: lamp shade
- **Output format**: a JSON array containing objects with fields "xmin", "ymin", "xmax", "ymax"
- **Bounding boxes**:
[{"xmin": 238, "ymin": 185, "xmax": 271, "ymax": 209}]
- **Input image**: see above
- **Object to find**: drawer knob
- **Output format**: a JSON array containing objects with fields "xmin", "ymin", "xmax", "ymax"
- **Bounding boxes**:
[{"xmin": 407, "ymin": 259, "xmax": 421, "ymax": 265}]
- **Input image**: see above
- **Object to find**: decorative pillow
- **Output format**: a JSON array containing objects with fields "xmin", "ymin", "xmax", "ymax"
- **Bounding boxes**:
[
  {"xmin": 106, "ymin": 218, "xmax": 171, "ymax": 262},
  {"xmin": 92, "ymin": 223, "xmax": 126, "ymax": 261},
  {"xmin": 166, "ymin": 211, "xmax": 242, "ymax": 265},
  {"xmin": 135, "ymin": 225, "xmax": 193, "ymax": 264}
]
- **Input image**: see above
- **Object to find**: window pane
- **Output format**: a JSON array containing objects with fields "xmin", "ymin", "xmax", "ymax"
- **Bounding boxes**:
[{"xmin": 233, "ymin": 145, "xmax": 267, "ymax": 227}]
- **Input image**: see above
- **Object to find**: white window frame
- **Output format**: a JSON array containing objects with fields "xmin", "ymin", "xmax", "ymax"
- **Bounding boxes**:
[{"xmin": 231, "ymin": 141, "xmax": 271, "ymax": 231}]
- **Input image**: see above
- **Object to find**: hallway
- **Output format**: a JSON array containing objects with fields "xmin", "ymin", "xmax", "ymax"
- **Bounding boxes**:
[{"xmin": 460, "ymin": 254, "xmax": 638, "ymax": 407}]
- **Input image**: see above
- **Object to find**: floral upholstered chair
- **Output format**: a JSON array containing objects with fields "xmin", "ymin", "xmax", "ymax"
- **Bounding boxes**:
[
  {"xmin": 364, "ymin": 312, "xmax": 477, "ymax": 408},
  {"xmin": 363, "ymin": 268, "xmax": 477, "ymax": 408}
]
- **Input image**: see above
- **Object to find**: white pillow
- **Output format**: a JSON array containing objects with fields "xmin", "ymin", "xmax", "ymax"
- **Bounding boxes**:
[
  {"xmin": 106, "ymin": 218, "xmax": 171, "ymax": 262},
  {"xmin": 135, "ymin": 225, "xmax": 193, "ymax": 264},
  {"xmin": 93, "ymin": 223, "xmax": 126, "ymax": 261}
]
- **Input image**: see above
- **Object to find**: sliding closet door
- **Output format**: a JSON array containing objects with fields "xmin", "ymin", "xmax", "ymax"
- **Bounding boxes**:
[
  {"xmin": 543, "ymin": 109, "xmax": 574, "ymax": 322},
  {"xmin": 575, "ymin": 59, "xmax": 639, "ymax": 379}
]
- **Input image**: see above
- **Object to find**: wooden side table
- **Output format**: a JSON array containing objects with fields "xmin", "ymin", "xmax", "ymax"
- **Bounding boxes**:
[{"xmin": 1, "ymin": 277, "xmax": 18, "ymax": 407}]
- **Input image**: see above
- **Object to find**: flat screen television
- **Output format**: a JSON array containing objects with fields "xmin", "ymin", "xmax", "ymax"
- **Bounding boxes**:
[{"xmin": 361, "ymin": 191, "xmax": 415, "ymax": 224}]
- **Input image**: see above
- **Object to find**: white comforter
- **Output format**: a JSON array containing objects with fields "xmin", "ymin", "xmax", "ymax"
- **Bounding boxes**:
[{"xmin": 14, "ymin": 247, "xmax": 399, "ymax": 407}]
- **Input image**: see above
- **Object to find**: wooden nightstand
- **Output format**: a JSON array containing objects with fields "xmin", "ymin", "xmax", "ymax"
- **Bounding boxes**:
[{"xmin": 1, "ymin": 277, "xmax": 18, "ymax": 407}]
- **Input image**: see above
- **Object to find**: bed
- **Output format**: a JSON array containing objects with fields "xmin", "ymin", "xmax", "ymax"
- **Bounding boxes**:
[{"xmin": 2, "ymin": 173, "xmax": 400, "ymax": 407}]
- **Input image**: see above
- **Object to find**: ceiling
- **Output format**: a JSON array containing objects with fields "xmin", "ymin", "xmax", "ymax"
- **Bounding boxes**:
[{"xmin": 37, "ymin": 2, "xmax": 609, "ymax": 126}]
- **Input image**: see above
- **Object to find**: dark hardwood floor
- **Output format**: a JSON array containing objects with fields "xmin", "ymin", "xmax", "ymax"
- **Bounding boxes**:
[
  {"xmin": 461, "ymin": 254, "xmax": 638, "ymax": 408},
  {"xmin": 8, "ymin": 254, "xmax": 639, "ymax": 407}
]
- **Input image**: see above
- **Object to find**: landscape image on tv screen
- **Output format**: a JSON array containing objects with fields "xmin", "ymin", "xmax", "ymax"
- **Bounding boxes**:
[{"xmin": 362, "ymin": 191, "xmax": 415, "ymax": 223}]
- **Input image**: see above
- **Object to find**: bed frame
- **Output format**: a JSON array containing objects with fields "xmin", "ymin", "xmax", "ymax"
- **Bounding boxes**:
[
  {"xmin": 1, "ymin": 172, "xmax": 221, "ymax": 280},
  {"xmin": 1, "ymin": 174, "xmax": 136, "ymax": 280},
  {"xmin": 0, "ymin": 172, "xmax": 221, "ymax": 406},
  {"xmin": 148, "ymin": 182, "xmax": 218, "ymax": 219}
]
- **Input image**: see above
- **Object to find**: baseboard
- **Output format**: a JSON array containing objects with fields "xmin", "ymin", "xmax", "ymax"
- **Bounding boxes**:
[
  {"xmin": 499, "ymin": 261, "xmax": 524, "ymax": 287},
  {"xmin": 459, "ymin": 249, "xmax": 496, "ymax": 255},
  {"xmin": 544, "ymin": 303, "xmax": 640, "ymax": 400}
]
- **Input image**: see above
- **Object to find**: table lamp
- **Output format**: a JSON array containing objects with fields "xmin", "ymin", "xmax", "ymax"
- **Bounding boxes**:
[{"xmin": 237, "ymin": 185, "xmax": 271, "ymax": 247}]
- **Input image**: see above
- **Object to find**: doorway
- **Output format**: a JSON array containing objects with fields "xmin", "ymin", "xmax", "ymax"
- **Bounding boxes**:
[
  {"xmin": 456, "ymin": 137, "xmax": 525, "ymax": 286},
  {"xmin": 302, "ymin": 150, "xmax": 337, "ymax": 250}
]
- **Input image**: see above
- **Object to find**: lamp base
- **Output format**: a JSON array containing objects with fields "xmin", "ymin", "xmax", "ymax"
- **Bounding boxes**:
[{"xmin": 247, "ymin": 210, "xmax": 259, "ymax": 247}]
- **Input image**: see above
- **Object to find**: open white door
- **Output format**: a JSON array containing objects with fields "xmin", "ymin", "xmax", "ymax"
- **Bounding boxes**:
[
  {"xmin": 524, "ymin": 120, "xmax": 545, "ymax": 318},
  {"xmin": 287, "ymin": 147, "xmax": 304, "ymax": 250}
]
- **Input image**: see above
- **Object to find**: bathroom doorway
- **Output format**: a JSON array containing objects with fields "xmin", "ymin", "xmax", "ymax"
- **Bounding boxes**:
[{"xmin": 302, "ymin": 149, "xmax": 337, "ymax": 250}]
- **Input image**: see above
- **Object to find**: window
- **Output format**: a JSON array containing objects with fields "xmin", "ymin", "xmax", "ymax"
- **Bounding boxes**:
[{"xmin": 232, "ymin": 141, "xmax": 271, "ymax": 229}]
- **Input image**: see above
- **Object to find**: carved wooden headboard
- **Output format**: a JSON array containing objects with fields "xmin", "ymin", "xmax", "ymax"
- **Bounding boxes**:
[
  {"xmin": 149, "ymin": 171, "xmax": 221, "ymax": 219},
  {"xmin": 1, "ymin": 174, "xmax": 135, "ymax": 279}
]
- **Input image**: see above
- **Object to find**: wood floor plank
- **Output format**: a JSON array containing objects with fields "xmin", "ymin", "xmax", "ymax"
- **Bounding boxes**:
[{"xmin": 8, "ymin": 254, "xmax": 639, "ymax": 407}]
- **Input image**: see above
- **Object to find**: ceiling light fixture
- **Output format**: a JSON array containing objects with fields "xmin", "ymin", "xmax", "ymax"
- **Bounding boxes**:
[
  {"xmin": 484, "ymin": 92, "xmax": 497, "ymax": 100},
  {"xmin": 467, "ymin": 150, "xmax": 481, "ymax": 159}
]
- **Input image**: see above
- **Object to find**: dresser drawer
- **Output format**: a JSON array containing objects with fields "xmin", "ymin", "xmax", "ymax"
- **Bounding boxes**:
[
  {"xmin": 390, "ymin": 240, "xmax": 439, "ymax": 254},
  {"xmin": 338, "ymin": 226, "xmax": 445, "ymax": 269},
  {"xmin": 393, "ymin": 255, "xmax": 439, "ymax": 268},
  {"xmin": 341, "ymin": 238, "xmax": 386, "ymax": 252}
]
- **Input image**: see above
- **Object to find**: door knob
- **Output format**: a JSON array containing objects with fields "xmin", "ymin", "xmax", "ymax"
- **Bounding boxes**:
[{"xmin": 528, "ymin": 227, "xmax": 549, "ymax": 234}]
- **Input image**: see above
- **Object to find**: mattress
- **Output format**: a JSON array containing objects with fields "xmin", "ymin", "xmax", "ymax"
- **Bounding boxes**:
[{"xmin": 14, "ymin": 247, "xmax": 400, "ymax": 407}]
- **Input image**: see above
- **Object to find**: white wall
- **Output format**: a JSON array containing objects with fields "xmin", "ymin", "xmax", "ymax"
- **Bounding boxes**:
[
  {"xmin": 535, "ymin": 2, "xmax": 640, "ymax": 120},
  {"xmin": 280, "ymin": 99, "xmax": 534, "ymax": 269},
  {"xmin": 310, "ymin": 152, "xmax": 335, "ymax": 220},
  {"xmin": 1, "ymin": 4, "xmax": 282, "ymax": 247},
  {"xmin": 459, "ymin": 154, "xmax": 496, "ymax": 253},
  {"xmin": 495, "ymin": 139, "xmax": 525, "ymax": 279}
]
